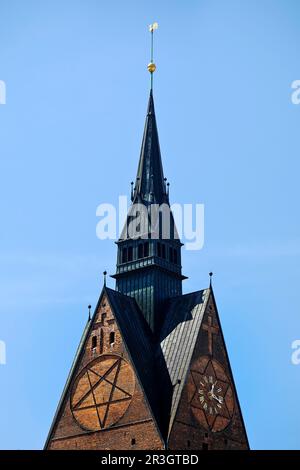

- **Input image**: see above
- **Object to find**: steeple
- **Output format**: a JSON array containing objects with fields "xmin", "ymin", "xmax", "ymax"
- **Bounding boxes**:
[
  {"xmin": 112, "ymin": 23, "xmax": 186, "ymax": 334},
  {"xmin": 133, "ymin": 90, "xmax": 168, "ymax": 205}
]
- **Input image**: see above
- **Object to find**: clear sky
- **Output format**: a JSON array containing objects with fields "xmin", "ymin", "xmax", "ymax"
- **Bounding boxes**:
[{"xmin": 0, "ymin": 0, "xmax": 300, "ymax": 450}]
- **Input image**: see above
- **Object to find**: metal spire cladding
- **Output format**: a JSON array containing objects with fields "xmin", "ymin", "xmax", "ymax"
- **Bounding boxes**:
[{"xmin": 133, "ymin": 89, "xmax": 168, "ymax": 206}]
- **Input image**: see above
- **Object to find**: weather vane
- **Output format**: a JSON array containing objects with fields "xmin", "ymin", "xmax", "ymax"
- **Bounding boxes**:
[{"xmin": 148, "ymin": 22, "xmax": 158, "ymax": 89}]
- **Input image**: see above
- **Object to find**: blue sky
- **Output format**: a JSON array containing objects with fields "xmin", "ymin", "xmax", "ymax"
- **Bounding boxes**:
[{"xmin": 0, "ymin": 0, "xmax": 300, "ymax": 449}]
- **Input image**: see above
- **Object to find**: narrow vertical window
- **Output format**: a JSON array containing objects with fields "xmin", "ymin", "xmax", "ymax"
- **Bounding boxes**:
[
  {"xmin": 157, "ymin": 242, "xmax": 161, "ymax": 257},
  {"xmin": 161, "ymin": 244, "xmax": 166, "ymax": 259},
  {"xmin": 122, "ymin": 247, "xmax": 128, "ymax": 263},
  {"xmin": 169, "ymin": 247, "xmax": 173, "ymax": 263},
  {"xmin": 128, "ymin": 246, "xmax": 133, "ymax": 261},
  {"xmin": 144, "ymin": 242, "xmax": 149, "ymax": 257},
  {"xmin": 138, "ymin": 243, "xmax": 143, "ymax": 259},
  {"xmin": 99, "ymin": 329, "xmax": 104, "ymax": 354},
  {"xmin": 173, "ymin": 248, "xmax": 178, "ymax": 264},
  {"xmin": 92, "ymin": 336, "xmax": 97, "ymax": 349},
  {"xmin": 109, "ymin": 331, "xmax": 115, "ymax": 345}
]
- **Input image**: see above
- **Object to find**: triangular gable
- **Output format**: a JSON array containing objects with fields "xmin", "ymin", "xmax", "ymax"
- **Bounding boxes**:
[
  {"xmin": 45, "ymin": 287, "xmax": 164, "ymax": 450},
  {"xmin": 165, "ymin": 288, "xmax": 249, "ymax": 449}
]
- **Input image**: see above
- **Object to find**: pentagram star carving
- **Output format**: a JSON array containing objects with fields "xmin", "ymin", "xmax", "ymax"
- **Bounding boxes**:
[{"xmin": 71, "ymin": 355, "xmax": 135, "ymax": 431}]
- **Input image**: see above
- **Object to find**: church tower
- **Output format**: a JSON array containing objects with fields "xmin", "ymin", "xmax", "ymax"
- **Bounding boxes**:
[
  {"xmin": 45, "ymin": 24, "xmax": 249, "ymax": 451},
  {"xmin": 112, "ymin": 89, "xmax": 186, "ymax": 334}
]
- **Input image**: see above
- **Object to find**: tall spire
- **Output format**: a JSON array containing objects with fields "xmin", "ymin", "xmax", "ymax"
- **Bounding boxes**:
[
  {"xmin": 132, "ymin": 22, "xmax": 165, "ymax": 205},
  {"xmin": 133, "ymin": 90, "xmax": 167, "ymax": 205}
]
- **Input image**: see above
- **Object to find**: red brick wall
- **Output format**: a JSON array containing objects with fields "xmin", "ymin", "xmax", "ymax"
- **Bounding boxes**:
[
  {"xmin": 168, "ymin": 292, "xmax": 248, "ymax": 450},
  {"xmin": 47, "ymin": 293, "xmax": 164, "ymax": 450}
]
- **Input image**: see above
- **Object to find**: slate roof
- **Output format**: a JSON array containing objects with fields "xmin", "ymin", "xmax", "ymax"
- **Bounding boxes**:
[
  {"xmin": 106, "ymin": 288, "xmax": 211, "ymax": 440},
  {"xmin": 157, "ymin": 289, "xmax": 210, "ymax": 436},
  {"xmin": 45, "ymin": 286, "xmax": 210, "ymax": 447},
  {"xmin": 105, "ymin": 288, "xmax": 162, "ymax": 432},
  {"xmin": 133, "ymin": 89, "xmax": 168, "ymax": 206}
]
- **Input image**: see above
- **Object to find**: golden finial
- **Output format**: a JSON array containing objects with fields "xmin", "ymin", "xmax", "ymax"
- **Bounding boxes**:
[
  {"xmin": 148, "ymin": 22, "xmax": 158, "ymax": 89},
  {"xmin": 147, "ymin": 63, "xmax": 156, "ymax": 73}
]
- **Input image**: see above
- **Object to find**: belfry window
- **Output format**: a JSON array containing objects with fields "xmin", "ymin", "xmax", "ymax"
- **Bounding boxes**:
[
  {"xmin": 157, "ymin": 242, "xmax": 161, "ymax": 257},
  {"xmin": 128, "ymin": 246, "xmax": 133, "ymax": 261},
  {"xmin": 161, "ymin": 243, "xmax": 166, "ymax": 259},
  {"xmin": 138, "ymin": 242, "xmax": 149, "ymax": 259},
  {"xmin": 169, "ymin": 247, "xmax": 174, "ymax": 263},
  {"xmin": 122, "ymin": 247, "xmax": 128, "ymax": 263},
  {"xmin": 144, "ymin": 242, "xmax": 149, "ymax": 257},
  {"xmin": 138, "ymin": 243, "xmax": 143, "ymax": 259},
  {"xmin": 173, "ymin": 248, "xmax": 178, "ymax": 264},
  {"xmin": 92, "ymin": 336, "xmax": 97, "ymax": 349}
]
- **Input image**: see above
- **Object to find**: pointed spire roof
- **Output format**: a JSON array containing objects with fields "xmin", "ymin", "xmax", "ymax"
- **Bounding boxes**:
[{"xmin": 133, "ymin": 90, "xmax": 168, "ymax": 205}]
